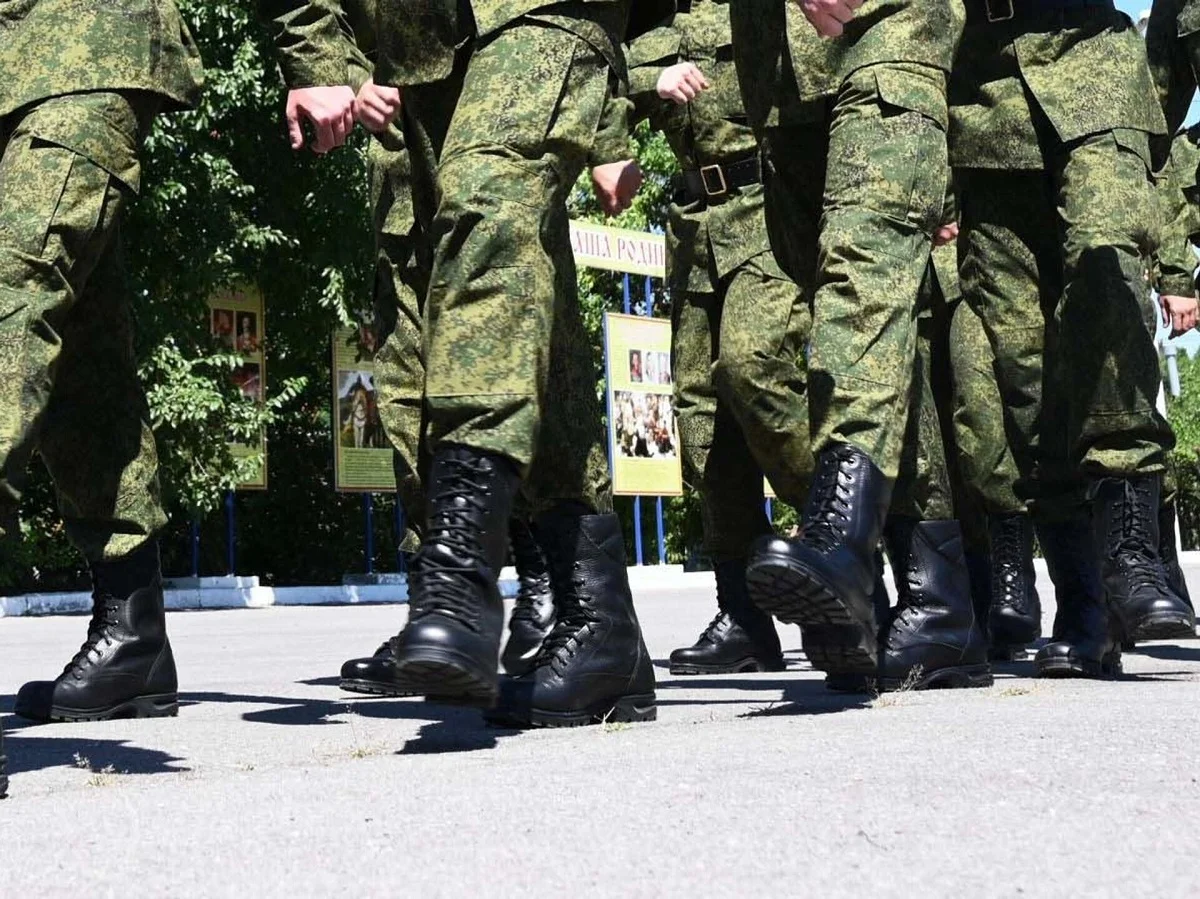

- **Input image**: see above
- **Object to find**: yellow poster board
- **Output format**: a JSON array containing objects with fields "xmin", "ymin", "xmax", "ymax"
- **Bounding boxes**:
[
  {"xmin": 208, "ymin": 284, "xmax": 267, "ymax": 490},
  {"xmin": 570, "ymin": 220, "xmax": 666, "ymax": 278},
  {"xmin": 332, "ymin": 326, "xmax": 397, "ymax": 492},
  {"xmin": 604, "ymin": 313, "xmax": 683, "ymax": 497}
]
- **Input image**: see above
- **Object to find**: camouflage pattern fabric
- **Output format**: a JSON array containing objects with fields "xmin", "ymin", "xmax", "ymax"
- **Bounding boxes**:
[
  {"xmin": 1147, "ymin": 0, "xmax": 1200, "ymax": 150},
  {"xmin": 1154, "ymin": 128, "xmax": 1200, "ymax": 298},
  {"xmin": 0, "ymin": 91, "xmax": 169, "ymax": 561},
  {"xmin": 0, "ymin": 0, "xmax": 203, "ymax": 120},
  {"xmin": 951, "ymin": 5, "xmax": 1166, "ymax": 171}
]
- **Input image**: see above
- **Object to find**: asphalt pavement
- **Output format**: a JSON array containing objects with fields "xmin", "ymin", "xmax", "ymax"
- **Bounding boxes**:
[{"xmin": 2, "ymin": 577, "xmax": 1198, "ymax": 898}]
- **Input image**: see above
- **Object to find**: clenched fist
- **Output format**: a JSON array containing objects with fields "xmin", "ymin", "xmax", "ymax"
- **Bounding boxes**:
[
  {"xmin": 592, "ymin": 160, "xmax": 644, "ymax": 217},
  {"xmin": 285, "ymin": 85, "xmax": 356, "ymax": 154},
  {"xmin": 354, "ymin": 79, "xmax": 403, "ymax": 133},
  {"xmin": 656, "ymin": 62, "xmax": 710, "ymax": 104}
]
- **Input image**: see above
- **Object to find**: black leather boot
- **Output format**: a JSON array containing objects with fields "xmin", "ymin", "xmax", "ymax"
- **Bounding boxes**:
[
  {"xmin": 339, "ymin": 642, "xmax": 418, "ymax": 696},
  {"xmin": 987, "ymin": 513, "xmax": 1042, "ymax": 658},
  {"xmin": 1034, "ymin": 516, "xmax": 1121, "ymax": 678},
  {"xmin": 372, "ymin": 446, "xmax": 520, "ymax": 707},
  {"xmin": 669, "ymin": 559, "xmax": 784, "ymax": 675},
  {"xmin": 491, "ymin": 509, "xmax": 656, "ymax": 727},
  {"xmin": 501, "ymin": 517, "xmax": 556, "ymax": 676},
  {"xmin": 16, "ymin": 541, "xmax": 177, "ymax": 722},
  {"xmin": 1159, "ymin": 501, "xmax": 1193, "ymax": 613},
  {"xmin": 1093, "ymin": 476, "xmax": 1195, "ymax": 643},
  {"xmin": 878, "ymin": 518, "xmax": 992, "ymax": 691},
  {"xmin": 746, "ymin": 443, "xmax": 889, "ymax": 678}
]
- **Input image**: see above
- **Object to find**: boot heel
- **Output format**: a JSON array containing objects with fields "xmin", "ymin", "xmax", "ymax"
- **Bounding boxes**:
[
  {"xmin": 129, "ymin": 693, "xmax": 180, "ymax": 718},
  {"xmin": 607, "ymin": 693, "xmax": 657, "ymax": 724}
]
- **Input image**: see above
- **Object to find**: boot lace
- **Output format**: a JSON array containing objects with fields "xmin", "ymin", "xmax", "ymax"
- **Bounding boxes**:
[
  {"xmin": 534, "ymin": 561, "xmax": 598, "ymax": 675},
  {"xmin": 1108, "ymin": 480, "xmax": 1167, "ymax": 594},
  {"xmin": 404, "ymin": 456, "xmax": 497, "ymax": 631},
  {"xmin": 697, "ymin": 611, "xmax": 732, "ymax": 644},
  {"xmin": 991, "ymin": 521, "xmax": 1028, "ymax": 613},
  {"xmin": 800, "ymin": 449, "xmax": 855, "ymax": 552},
  {"xmin": 62, "ymin": 592, "xmax": 122, "ymax": 678}
]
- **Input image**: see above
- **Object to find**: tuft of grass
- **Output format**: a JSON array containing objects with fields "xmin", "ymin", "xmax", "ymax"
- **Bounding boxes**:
[{"xmin": 869, "ymin": 665, "xmax": 923, "ymax": 708}]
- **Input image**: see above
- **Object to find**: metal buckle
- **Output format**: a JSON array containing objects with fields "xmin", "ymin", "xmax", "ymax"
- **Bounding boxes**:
[
  {"xmin": 985, "ymin": 0, "xmax": 1014, "ymax": 22},
  {"xmin": 700, "ymin": 164, "xmax": 728, "ymax": 198}
]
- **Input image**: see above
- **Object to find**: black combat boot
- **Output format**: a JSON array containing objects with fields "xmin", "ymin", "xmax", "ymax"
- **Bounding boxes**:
[
  {"xmin": 369, "ymin": 446, "xmax": 520, "ymax": 707},
  {"xmin": 987, "ymin": 512, "xmax": 1042, "ymax": 659},
  {"xmin": 339, "ymin": 642, "xmax": 418, "ymax": 696},
  {"xmin": 669, "ymin": 559, "xmax": 785, "ymax": 675},
  {"xmin": 16, "ymin": 541, "xmax": 177, "ymax": 722},
  {"xmin": 1159, "ymin": 501, "xmax": 1193, "ymax": 613},
  {"xmin": 491, "ymin": 508, "xmax": 656, "ymax": 727},
  {"xmin": 878, "ymin": 518, "xmax": 992, "ymax": 691},
  {"xmin": 1093, "ymin": 476, "xmax": 1195, "ymax": 643},
  {"xmin": 746, "ymin": 443, "xmax": 889, "ymax": 679},
  {"xmin": 1033, "ymin": 516, "xmax": 1121, "ymax": 678},
  {"xmin": 501, "ymin": 518, "xmax": 556, "ymax": 676}
]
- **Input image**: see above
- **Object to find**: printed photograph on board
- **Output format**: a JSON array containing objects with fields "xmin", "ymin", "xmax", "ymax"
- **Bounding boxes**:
[{"xmin": 337, "ymin": 370, "xmax": 386, "ymax": 450}]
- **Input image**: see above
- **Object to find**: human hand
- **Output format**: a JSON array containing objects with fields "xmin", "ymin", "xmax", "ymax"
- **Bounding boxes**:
[
  {"xmin": 285, "ymin": 85, "xmax": 356, "ymax": 153},
  {"xmin": 797, "ymin": 0, "xmax": 864, "ymax": 37},
  {"xmin": 354, "ymin": 79, "xmax": 403, "ymax": 133},
  {"xmin": 933, "ymin": 222, "xmax": 959, "ymax": 248},
  {"xmin": 591, "ymin": 160, "xmax": 644, "ymax": 216},
  {"xmin": 1161, "ymin": 293, "xmax": 1199, "ymax": 336},
  {"xmin": 656, "ymin": 63, "xmax": 710, "ymax": 104}
]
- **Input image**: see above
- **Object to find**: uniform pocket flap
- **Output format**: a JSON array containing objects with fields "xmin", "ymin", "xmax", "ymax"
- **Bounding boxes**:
[
  {"xmin": 627, "ymin": 28, "xmax": 683, "ymax": 68},
  {"xmin": 1112, "ymin": 128, "xmax": 1153, "ymax": 173},
  {"xmin": 874, "ymin": 67, "xmax": 948, "ymax": 131},
  {"xmin": 30, "ymin": 110, "xmax": 141, "ymax": 194}
]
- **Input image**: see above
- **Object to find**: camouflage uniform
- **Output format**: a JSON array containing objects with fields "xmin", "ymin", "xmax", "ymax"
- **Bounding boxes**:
[
  {"xmin": 1147, "ymin": 0, "xmax": 1200, "ymax": 144},
  {"xmin": 627, "ymin": 1, "xmax": 809, "ymax": 562},
  {"xmin": 950, "ymin": 1, "xmax": 1173, "ymax": 520},
  {"xmin": 733, "ymin": 0, "xmax": 962, "ymax": 482},
  {"xmin": 0, "ymin": 1, "xmax": 203, "ymax": 561}
]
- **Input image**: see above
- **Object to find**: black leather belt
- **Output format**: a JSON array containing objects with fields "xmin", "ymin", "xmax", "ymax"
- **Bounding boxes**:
[
  {"xmin": 970, "ymin": 0, "xmax": 1113, "ymax": 22},
  {"xmin": 674, "ymin": 157, "xmax": 761, "ymax": 203}
]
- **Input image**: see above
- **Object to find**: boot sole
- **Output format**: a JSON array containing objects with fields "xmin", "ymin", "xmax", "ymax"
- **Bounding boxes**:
[
  {"xmin": 668, "ymin": 657, "xmax": 786, "ymax": 676},
  {"xmin": 389, "ymin": 650, "xmax": 499, "ymax": 709},
  {"xmin": 878, "ymin": 664, "xmax": 994, "ymax": 692},
  {"xmin": 23, "ymin": 693, "xmax": 179, "ymax": 723},
  {"xmin": 338, "ymin": 678, "xmax": 419, "ymax": 698},
  {"xmin": 1126, "ymin": 613, "xmax": 1197, "ymax": 643},
  {"xmin": 746, "ymin": 555, "xmax": 877, "ymax": 675},
  {"xmin": 517, "ymin": 692, "xmax": 658, "ymax": 729},
  {"xmin": 1034, "ymin": 652, "xmax": 1122, "ymax": 680}
]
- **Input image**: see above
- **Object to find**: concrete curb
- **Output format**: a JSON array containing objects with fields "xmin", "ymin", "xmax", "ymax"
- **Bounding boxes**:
[{"xmin": 0, "ymin": 563, "xmax": 701, "ymax": 618}]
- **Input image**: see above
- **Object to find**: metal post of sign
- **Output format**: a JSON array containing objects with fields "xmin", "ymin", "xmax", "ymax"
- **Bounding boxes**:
[
  {"xmin": 765, "ymin": 498, "xmax": 773, "ymax": 524},
  {"xmin": 363, "ymin": 493, "xmax": 375, "ymax": 574},
  {"xmin": 395, "ymin": 501, "xmax": 407, "ymax": 573},
  {"xmin": 623, "ymin": 273, "xmax": 645, "ymax": 565},
  {"xmin": 190, "ymin": 520, "xmax": 201, "ymax": 578},
  {"xmin": 224, "ymin": 491, "xmax": 236, "ymax": 575},
  {"xmin": 644, "ymin": 275, "xmax": 667, "ymax": 565}
]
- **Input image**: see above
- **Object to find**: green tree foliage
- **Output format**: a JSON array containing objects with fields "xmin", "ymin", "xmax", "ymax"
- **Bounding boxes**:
[{"xmin": 1166, "ymin": 352, "xmax": 1200, "ymax": 549}]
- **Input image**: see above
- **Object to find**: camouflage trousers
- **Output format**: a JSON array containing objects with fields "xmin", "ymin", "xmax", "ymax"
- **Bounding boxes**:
[
  {"xmin": 670, "ymin": 199, "xmax": 811, "ymax": 561},
  {"xmin": 0, "ymin": 90, "xmax": 166, "ymax": 562},
  {"xmin": 808, "ymin": 62, "xmax": 950, "ymax": 480},
  {"xmin": 957, "ymin": 128, "xmax": 1174, "ymax": 519},
  {"xmin": 382, "ymin": 19, "xmax": 612, "ymax": 516}
]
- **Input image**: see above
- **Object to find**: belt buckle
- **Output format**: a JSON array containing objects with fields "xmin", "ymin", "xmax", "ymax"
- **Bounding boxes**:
[
  {"xmin": 700, "ymin": 164, "xmax": 728, "ymax": 198},
  {"xmin": 985, "ymin": 0, "xmax": 1014, "ymax": 21}
]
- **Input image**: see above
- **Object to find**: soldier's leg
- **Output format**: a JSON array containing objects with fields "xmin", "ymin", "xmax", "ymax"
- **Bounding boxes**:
[
  {"xmin": 0, "ymin": 91, "xmax": 177, "ymax": 722},
  {"xmin": 1054, "ymin": 127, "xmax": 1193, "ymax": 644},
  {"xmin": 670, "ymin": 262, "xmax": 785, "ymax": 676},
  {"xmin": 879, "ymin": 263, "xmax": 991, "ymax": 691},
  {"xmin": 389, "ymin": 23, "xmax": 654, "ymax": 723},
  {"xmin": 747, "ymin": 62, "xmax": 950, "ymax": 680},
  {"xmin": 368, "ymin": 139, "xmax": 430, "ymax": 554}
]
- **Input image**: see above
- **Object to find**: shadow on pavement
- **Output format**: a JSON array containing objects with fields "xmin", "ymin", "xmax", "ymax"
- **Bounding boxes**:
[
  {"xmin": 656, "ymin": 676, "xmax": 870, "ymax": 716},
  {"xmin": 1126, "ymin": 644, "xmax": 1200, "ymax": 663},
  {"xmin": 2, "ymin": 721, "xmax": 190, "ymax": 776}
]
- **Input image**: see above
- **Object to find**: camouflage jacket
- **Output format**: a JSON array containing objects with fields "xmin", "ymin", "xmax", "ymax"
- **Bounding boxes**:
[
  {"xmin": 628, "ymin": 0, "xmax": 769, "ymax": 283},
  {"xmin": 0, "ymin": 0, "xmax": 203, "ymax": 119},
  {"xmin": 729, "ymin": 0, "xmax": 960, "ymax": 135},
  {"xmin": 950, "ymin": 6, "xmax": 1166, "ymax": 170},
  {"xmin": 1155, "ymin": 127, "xmax": 1200, "ymax": 297},
  {"xmin": 1146, "ymin": 0, "xmax": 1200, "ymax": 168},
  {"xmin": 371, "ymin": 0, "xmax": 628, "ymax": 88}
]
